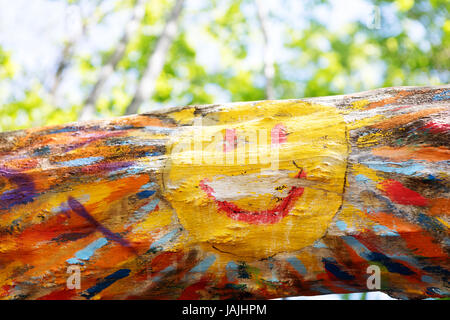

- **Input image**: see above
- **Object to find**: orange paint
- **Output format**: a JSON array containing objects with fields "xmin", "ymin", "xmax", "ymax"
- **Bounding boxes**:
[
  {"xmin": 373, "ymin": 107, "xmax": 446, "ymax": 130},
  {"xmin": 366, "ymin": 211, "xmax": 445, "ymax": 257},
  {"xmin": 110, "ymin": 115, "xmax": 174, "ymax": 128},
  {"xmin": 428, "ymin": 198, "xmax": 450, "ymax": 216},
  {"xmin": 366, "ymin": 90, "xmax": 412, "ymax": 110},
  {"xmin": 372, "ymin": 146, "xmax": 450, "ymax": 162}
]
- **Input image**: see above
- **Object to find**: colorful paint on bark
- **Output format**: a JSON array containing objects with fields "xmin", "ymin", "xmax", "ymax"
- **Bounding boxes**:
[{"xmin": 0, "ymin": 86, "xmax": 448, "ymax": 300}]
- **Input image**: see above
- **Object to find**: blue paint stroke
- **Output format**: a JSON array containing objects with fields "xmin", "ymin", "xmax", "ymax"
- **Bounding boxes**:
[
  {"xmin": 189, "ymin": 255, "xmax": 216, "ymax": 273},
  {"xmin": 134, "ymin": 199, "xmax": 160, "ymax": 223},
  {"xmin": 145, "ymin": 152, "xmax": 162, "ymax": 157},
  {"xmin": 57, "ymin": 156, "xmax": 103, "ymax": 167},
  {"xmin": 343, "ymin": 236, "xmax": 415, "ymax": 275},
  {"xmin": 363, "ymin": 160, "xmax": 425, "ymax": 176},
  {"xmin": 372, "ymin": 224, "xmax": 399, "ymax": 236},
  {"xmin": 313, "ymin": 240, "xmax": 327, "ymax": 248},
  {"xmin": 149, "ymin": 229, "xmax": 179, "ymax": 252},
  {"xmin": 81, "ymin": 269, "xmax": 130, "ymax": 299},
  {"xmin": 366, "ymin": 252, "xmax": 415, "ymax": 276},
  {"xmin": 33, "ymin": 145, "xmax": 50, "ymax": 156},
  {"xmin": 137, "ymin": 190, "xmax": 155, "ymax": 199},
  {"xmin": 336, "ymin": 220, "xmax": 347, "ymax": 231},
  {"xmin": 48, "ymin": 127, "xmax": 79, "ymax": 134},
  {"xmin": 417, "ymin": 213, "xmax": 446, "ymax": 232},
  {"xmin": 355, "ymin": 174, "xmax": 371, "ymax": 184},
  {"xmin": 66, "ymin": 238, "xmax": 108, "ymax": 265},
  {"xmin": 226, "ymin": 261, "xmax": 239, "ymax": 282},
  {"xmin": 152, "ymin": 265, "xmax": 176, "ymax": 282},
  {"xmin": 421, "ymin": 275, "xmax": 434, "ymax": 283},
  {"xmin": 432, "ymin": 89, "xmax": 450, "ymax": 101},
  {"xmin": 140, "ymin": 182, "xmax": 156, "ymax": 190},
  {"xmin": 286, "ymin": 257, "xmax": 307, "ymax": 276},
  {"xmin": 143, "ymin": 126, "xmax": 175, "ymax": 133},
  {"xmin": 342, "ymin": 236, "xmax": 371, "ymax": 256},
  {"xmin": 322, "ymin": 258, "xmax": 355, "ymax": 280}
]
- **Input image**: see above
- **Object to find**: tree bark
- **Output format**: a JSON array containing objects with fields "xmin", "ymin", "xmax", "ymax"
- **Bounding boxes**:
[
  {"xmin": 79, "ymin": 0, "xmax": 147, "ymax": 121},
  {"xmin": 0, "ymin": 85, "xmax": 449, "ymax": 300},
  {"xmin": 124, "ymin": 0, "xmax": 185, "ymax": 116}
]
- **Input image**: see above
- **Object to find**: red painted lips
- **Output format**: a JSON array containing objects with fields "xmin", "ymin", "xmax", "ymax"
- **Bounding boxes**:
[{"xmin": 199, "ymin": 169, "xmax": 307, "ymax": 224}]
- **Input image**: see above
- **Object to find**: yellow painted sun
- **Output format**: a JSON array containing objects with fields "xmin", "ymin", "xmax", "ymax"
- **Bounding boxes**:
[{"xmin": 163, "ymin": 101, "xmax": 348, "ymax": 259}]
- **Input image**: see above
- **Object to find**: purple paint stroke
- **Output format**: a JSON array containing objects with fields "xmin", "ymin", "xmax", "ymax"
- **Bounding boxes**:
[
  {"xmin": 0, "ymin": 168, "xmax": 37, "ymax": 210},
  {"xmin": 67, "ymin": 196, "xmax": 132, "ymax": 248}
]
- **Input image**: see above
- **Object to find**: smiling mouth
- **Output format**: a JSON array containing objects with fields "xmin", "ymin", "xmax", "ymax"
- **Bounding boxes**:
[{"xmin": 199, "ymin": 169, "xmax": 307, "ymax": 225}]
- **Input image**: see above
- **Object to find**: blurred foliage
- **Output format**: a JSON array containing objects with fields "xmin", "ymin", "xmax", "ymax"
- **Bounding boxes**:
[{"xmin": 0, "ymin": 0, "xmax": 448, "ymax": 132}]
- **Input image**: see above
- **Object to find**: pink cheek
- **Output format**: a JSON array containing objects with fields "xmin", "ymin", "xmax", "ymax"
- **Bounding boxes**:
[
  {"xmin": 271, "ymin": 123, "xmax": 287, "ymax": 145},
  {"xmin": 223, "ymin": 129, "xmax": 237, "ymax": 152}
]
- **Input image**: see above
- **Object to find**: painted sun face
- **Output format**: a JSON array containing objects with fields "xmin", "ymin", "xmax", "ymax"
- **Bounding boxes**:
[{"xmin": 163, "ymin": 101, "xmax": 348, "ymax": 259}]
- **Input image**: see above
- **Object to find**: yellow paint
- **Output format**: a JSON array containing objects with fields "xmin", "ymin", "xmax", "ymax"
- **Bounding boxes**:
[
  {"xmin": 347, "ymin": 114, "xmax": 385, "ymax": 131},
  {"xmin": 350, "ymin": 99, "xmax": 370, "ymax": 110},
  {"xmin": 357, "ymin": 130, "xmax": 393, "ymax": 148},
  {"xmin": 168, "ymin": 107, "xmax": 196, "ymax": 125},
  {"xmin": 163, "ymin": 100, "xmax": 349, "ymax": 259},
  {"xmin": 350, "ymin": 163, "xmax": 384, "ymax": 183},
  {"xmin": 335, "ymin": 202, "xmax": 374, "ymax": 231},
  {"xmin": 435, "ymin": 217, "xmax": 449, "ymax": 229},
  {"xmin": 133, "ymin": 201, "xmax": 174, "ymax": 235}
]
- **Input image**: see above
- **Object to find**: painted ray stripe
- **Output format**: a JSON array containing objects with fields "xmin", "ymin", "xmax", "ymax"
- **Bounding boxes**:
[
  {"xmin": 433, "ymin": 90, "xmax": 450, "ymax": 101},
  {"xmin": 343, "ymin": 235, "xmax": 418, "ymax": 267},
  {"xmin": 226, "ymin": 261, "xmax": 239, "ymax": 282},
  {"xmin": 81, "ymin": 269, "xmax": 130, "ymax": 299},
  {"xmin": 67, "ymin": 197, "xmax": 132, "ymax": 248},
  {"xmin": 149, "ymin": 228, "xmax": 180, "ymax": 252},
  {"xmin": 342, "ymin": 215, "xmax": 400, "ymax": 236},
  {"xmin": 134, "ymin": 198, "xmax": 160, "ymax": 220},
  {"xmin": 286, "ymin": 257, "xmax": 307, "ymax": 276},
  {"xmin": 189, "ymin": 255, "xmax": 216, "ymax": 273},
  {"xmin": 322, "ymin": 258, "xmax": 355, "ymax": 280},
  {"xmin": 56, "ymin": 156, "xmax": 103, "ymax": 167},
  {"xmin": 152, "ymin": 265, "xmax": 176, "ymax": 282},
  {"xmin": 342, "ymin": 236, "xmax": 415, "ymax": 275},
  {"xmin": 372, "ymin": 224, "xmax": 399, "ymax": 236},
  {"xmin": 362, "ymin": 160, "xmax": 425, "ymax": 176},
  {"xmin": 140, "ymin": 182, "xmax": 156, "ymax": 190},
  {"xmin": 66, "ymin": 237, "xmax": 108, "ymax": 265},
  {"xmin": 137, "ymin": 190, "xmax": 155, "ymax": 199}
]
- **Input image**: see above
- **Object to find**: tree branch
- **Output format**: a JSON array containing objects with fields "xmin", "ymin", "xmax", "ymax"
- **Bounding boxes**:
[{"xmin": 0, "ymin": 85, "xmax": 449, "ymax": 300}]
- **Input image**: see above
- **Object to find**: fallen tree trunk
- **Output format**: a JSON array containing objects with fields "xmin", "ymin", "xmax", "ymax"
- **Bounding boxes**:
[{"xmin": 0, "ymin": 85, "xmax": 448, "ymax": 300}]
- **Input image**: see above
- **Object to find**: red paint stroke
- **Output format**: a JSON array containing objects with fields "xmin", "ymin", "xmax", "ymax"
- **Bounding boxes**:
[
  {"xmin": 178, "ymin": 275, "xmax": 212, "ymax": 300},
  {"xmin": 391, "ymin": 105, "xmax": 412, "ymax": 112},
  {"xmin": 378, "ymin": 180, "xmax": 429, "ymax": 207},
  {"xmin": 420, "ymin": 121, "xmax": 450, "ymax": 134},
  {"xmin": 200, "ymin": 170, "xmax": 307, "ymax": 225},
  {"xmin": 223, "ymin": 129, "xmax": 237, "ymax": 152},
  {"xmin": 271, "ymin": 123, "xmax": 287, "ymax": 145},
  {"xmin": 38, "ymin": 288, "xmax": 77, "ymax": 300}
]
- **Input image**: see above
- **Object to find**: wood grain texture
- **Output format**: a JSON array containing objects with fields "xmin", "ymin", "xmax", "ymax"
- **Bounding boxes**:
[{"xmin": 0, "ymin": 85, "xmax": 448, "ymax": 300}]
